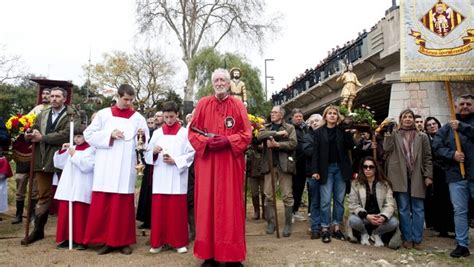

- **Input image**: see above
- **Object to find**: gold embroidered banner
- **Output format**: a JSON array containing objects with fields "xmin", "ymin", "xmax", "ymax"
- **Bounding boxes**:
[{"xmin": 400, "ymin": 0, "xmax": 474, "ymax": 81}]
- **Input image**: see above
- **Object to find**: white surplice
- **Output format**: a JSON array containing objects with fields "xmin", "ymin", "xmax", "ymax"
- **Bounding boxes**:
[
  {"xmin": 144, "ymin": 127, "xmax": 195, "ymax": 194},
  {"xmin": 53, "ymin": 146, "xmax": 96, "ymax": 203},
  {"xmin": 84, "ymin": 108, "xmax": 149, "ymax": 194}
]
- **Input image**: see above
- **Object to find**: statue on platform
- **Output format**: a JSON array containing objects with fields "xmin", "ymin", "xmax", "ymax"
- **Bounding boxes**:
[
  {"xmin": 229, "ymin": 67, "xmax": 248, "ymax": 107},
  {"xmin": 337, "ymin": 63, "xmax": 362, "ymax": 112}
]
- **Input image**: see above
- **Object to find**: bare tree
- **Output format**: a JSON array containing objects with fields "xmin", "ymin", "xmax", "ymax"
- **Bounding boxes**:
[
  {"xmin": 86, "ymin": 48, "xmax": 175, "ymax": 113},
  {"xmin": 136, "ymin": 0, "xmax": 280, "ymax": 101},
  {"xmin": 0, "ymin": 44, "xmax": 24, "ymax": 83}
]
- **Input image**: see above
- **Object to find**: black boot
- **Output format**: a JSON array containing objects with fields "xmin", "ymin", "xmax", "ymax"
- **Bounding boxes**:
[
  {"xmin": 251, "ymin": 196, "xmax": 260, "ymax": 220},
  {"xmin": 20, "ymin": 212, "xmax": 48, "ymax": 245},
  {"xmin": 282, "ymin": 205, "xmax": 293, "ymax": 237},
  {"xmin": 12, "ymin": 201, "xmax": 24, "ymax": 225},
  {"xmin": 265, "ymin": 206, "xmax": 276, "ymax": 234}
]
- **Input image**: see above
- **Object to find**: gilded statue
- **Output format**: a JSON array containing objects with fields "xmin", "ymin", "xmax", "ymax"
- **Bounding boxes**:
[
  {"xmin": 229, "ymin": 67, "xmax": 248, "ymax": 106},
  {"xmin": 337, "ymin": 63, "xmax": 362, "ymax": 112}
]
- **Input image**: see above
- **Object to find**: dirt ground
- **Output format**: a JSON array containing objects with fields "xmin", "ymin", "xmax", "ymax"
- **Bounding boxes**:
[{"xmin": 1, "ymin": 202, "xmax": 473, "ymax": 267}]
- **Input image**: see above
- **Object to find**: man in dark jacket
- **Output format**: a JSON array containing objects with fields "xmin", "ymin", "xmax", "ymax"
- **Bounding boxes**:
[
  {"xmin": 258, "ymin": 106, "xmax": 297, "ymax": 237},
  {"xmin": 21, "ymin": 87, "xmax": 76, "ymax": 245},
  {"xmin": 291, "ymin": 109, "xmax": 309, "ymax": 222},
  {"xmin": 433, "ymin": 94, "xmax": 474, "ymax": 258}
]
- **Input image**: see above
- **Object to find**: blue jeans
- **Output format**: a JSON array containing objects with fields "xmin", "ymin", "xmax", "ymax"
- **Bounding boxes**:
[
  {"xmin": 449, "ymin": 179, "xmax": 474, "ymax": 248},
  {"xmin": 320, "ymin": 163, "xmax": 346, "ymax": 228},
  {"xmin": 395, "ymin": 192, "xmax": 424, "ymax": 243},
  {"xmin": 307, "ymin": 177, "xmax": 321, "ymax": 232}
]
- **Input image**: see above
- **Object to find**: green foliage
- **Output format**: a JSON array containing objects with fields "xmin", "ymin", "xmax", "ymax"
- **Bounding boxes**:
[
  {"xmin": 190, "ymin": 47, "xmax": 271, "ymax": 117},
  {"xmin": 0, "ymin": 82, "xmax": 36, "ymax": 119}
]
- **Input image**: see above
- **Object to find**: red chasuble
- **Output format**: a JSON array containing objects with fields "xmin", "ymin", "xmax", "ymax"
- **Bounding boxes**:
[{"xmin": 188, "ymin": 96, "xmax": 251, "ymax": 262}]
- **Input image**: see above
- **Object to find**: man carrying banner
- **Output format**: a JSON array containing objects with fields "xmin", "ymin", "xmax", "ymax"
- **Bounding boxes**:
[{"xmin": 433, "ymin": 94, "xmax": 473, "ymax": 258}]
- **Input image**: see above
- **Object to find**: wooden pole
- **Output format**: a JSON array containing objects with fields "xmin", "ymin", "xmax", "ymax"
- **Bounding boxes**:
[
  {"xmin": 68, "ymin": 117, "xmax": 74, "ymax": 250},
  {"xmin": 445, "ymin": 81, "xmax": 465, "ymax": 178},
  {"xmin": 23, "ymin": 143, "xmax": 35, "ymax": 245},
  {"xmin": 267, "ymin": 144, "xmax": 280, "ymax": 238},
  {"xmin": 372, "ymin": 131, "xmax": 377, "ymax": 161}
]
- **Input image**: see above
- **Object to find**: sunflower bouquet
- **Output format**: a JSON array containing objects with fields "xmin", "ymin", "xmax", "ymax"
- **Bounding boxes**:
[
  {"xmin": 6, "ymin": 113, "xmax": 36, "ymax": 140},
  {"xmin": 248, "ymin": 114, "xmax": 265, "ymax": 137}
]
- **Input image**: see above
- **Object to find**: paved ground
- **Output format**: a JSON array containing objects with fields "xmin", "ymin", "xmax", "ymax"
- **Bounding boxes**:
[{"xmin": 1, "ymin": 202, "xmax": 473, "ymax": 266}]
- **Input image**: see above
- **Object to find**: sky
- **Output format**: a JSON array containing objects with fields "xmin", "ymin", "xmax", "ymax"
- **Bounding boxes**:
[{"xmin": 0, "ymin": 0, "xmax": 396, "ymax": 98}]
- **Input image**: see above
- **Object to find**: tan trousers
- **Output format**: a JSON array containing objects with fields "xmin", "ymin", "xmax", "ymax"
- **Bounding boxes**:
[
  {"xmin": 15, "ymin": 173, "xmax": 38, "ymax": 201},
  {"xmin": 264, "ymin": 168, "xmax": 294, "ymax": 207},
  {"xmin": 34, "ymin": 172, "xmax": 53, "ymax": 216}
]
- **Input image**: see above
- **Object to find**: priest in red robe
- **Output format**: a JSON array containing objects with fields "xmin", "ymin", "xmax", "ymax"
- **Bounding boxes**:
[{"xmin": 188, "ymin": 68, "xmax": 252, "ymax": 267}]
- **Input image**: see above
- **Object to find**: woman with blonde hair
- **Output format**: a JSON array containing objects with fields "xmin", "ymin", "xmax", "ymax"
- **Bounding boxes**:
[{"xmin": 311, "ymin": 105, "xmax": 354, "ymax": 242}]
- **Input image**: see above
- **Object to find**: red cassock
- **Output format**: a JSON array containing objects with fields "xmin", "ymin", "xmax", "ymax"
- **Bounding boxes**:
[
  {"xmin": 56, "ymin": 201, "xmax": 90, "ymax": 244},
  {"xmin": 188, "ymin": 96, "xmax": 252, "ymax": 262}
]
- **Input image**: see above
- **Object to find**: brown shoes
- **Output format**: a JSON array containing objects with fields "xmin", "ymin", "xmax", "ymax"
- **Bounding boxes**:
[
  {"xmin": 412, "ymin": 242, "xmax": 423, "ymax": 250},
  {"xmin": 402, "ymin": 241, "xmax": 413, "ymax": 249}
]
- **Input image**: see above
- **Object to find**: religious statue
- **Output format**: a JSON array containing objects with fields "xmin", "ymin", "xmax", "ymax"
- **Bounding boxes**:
[
  {"xmin": 229, "ymin": 67, "xmax": 248, "ymax": 106},
  {"xmin": 433, "ymin": 0, "xmax": 452, "ymax": 37},
  {"xmin": 337, "ymin": 63, "xmax": 362, "ymax": 113}
]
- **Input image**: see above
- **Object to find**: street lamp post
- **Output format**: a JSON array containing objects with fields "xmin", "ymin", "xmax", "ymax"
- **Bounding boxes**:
[{"xmin": 264, "ymin": 58, "xmax": 274, "ymax": 100}]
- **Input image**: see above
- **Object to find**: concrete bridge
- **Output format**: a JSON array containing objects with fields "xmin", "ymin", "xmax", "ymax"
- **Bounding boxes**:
[{"xmin": 273, "ymin": 6, "xmax": 473, "ymax": 124}]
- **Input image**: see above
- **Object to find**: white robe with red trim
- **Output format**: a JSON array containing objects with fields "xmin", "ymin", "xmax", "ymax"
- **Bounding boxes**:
[
  {"xmin": 144, "ymin": 127, "xmax": 195, "ymax": 195},
  {"xmin": 53, "ymin": 146, "xmax": 95, "ymax": 203},
  {"xmin": 84, "ymin": 108, "xmax": 148, "ymax": 194}
]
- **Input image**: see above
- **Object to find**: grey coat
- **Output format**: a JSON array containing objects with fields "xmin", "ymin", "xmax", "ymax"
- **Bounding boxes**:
[
  {"xmin": 383, "ymin": 130, "xmax": 433, "ymax": 198},
  {"xmin": 348, "ymin": 180, "xmax": 396, "ymax": 219}
]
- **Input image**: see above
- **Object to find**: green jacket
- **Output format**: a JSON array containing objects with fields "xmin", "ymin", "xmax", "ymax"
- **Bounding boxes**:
[
  {"xmin": 32, "ymin": 106, "xmax": 77, "ymax": 172},
  {"xmin": 257, "ymin": 122, "xmax": 297, "ymax": 174}
]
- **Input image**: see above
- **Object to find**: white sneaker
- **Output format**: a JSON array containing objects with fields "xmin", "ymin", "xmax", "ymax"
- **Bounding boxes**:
[
  {"xmin": 176, "ymin": 247, "xmax": 188, "ymax": 254},
  {"xmin": 293, "ymin": 211, "xmax": 307, "ymax": 222},
  {"xmin": 149, "ymin": 247, "xmax": 163, "ymax": 253},
  {"xmin": 360, "ymin": 233, "xmax": 370, "ymax": 246},
  {"xmin": 372, "ymin": 234, "xmax": 384, "ymax": 247}
]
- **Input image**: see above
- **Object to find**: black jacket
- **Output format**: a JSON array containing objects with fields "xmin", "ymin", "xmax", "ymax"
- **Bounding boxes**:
[
  {"xmin": 433, "ymin": 113, "xmax": 474, "ymax": 182},
  {"xmin": 302, "ymin": 128, "xmax": 316, "ymax": 176},
  {"xmin": 311, "ymin": 125, "xmax": 354, "ymax": 184}
]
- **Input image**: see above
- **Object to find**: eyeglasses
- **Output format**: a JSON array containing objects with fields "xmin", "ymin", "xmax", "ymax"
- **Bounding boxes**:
[{"xmin": 362, "ymin": 165, "xmax": 375, "ymax": 170}]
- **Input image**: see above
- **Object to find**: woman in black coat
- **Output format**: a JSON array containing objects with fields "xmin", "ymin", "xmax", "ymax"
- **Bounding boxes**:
[{"xmin": 311, "ymin": 105, "xmax": 354, "ymax": 243}]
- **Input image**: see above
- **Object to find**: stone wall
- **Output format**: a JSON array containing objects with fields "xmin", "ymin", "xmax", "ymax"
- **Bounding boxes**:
[{"xmin": 388, "ymin": 82, "xmax": 473, "ymax": 124}]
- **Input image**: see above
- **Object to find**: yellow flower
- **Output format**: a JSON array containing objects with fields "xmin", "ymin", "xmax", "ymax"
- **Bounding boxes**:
[
  {"xmin": 5, "ymin": 120, "xmax": 12, "ymax": 130},
  {"xmin": 19, "ymin": 127, "xmax": 25, "ymax": 132}
]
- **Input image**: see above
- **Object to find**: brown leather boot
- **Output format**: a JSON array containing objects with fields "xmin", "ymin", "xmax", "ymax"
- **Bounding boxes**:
[{"xmin": 20, "ymin": 212, "xmax": 48, "ymax": 246}]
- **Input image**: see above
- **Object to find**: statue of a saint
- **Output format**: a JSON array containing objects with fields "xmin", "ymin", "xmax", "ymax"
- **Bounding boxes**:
[
  {"xmin": 229, "ymin": 67, "xmax": 247, "ymax": 106},
  {"xmin": 337, "ymin": 64, "xmax": 362, "ymax": 112}
]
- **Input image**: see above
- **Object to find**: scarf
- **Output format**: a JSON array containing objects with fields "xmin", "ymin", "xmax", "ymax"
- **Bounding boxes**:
[{"xmin": 399, "ymin": 126, "xmax": 417, "ymax": 177}]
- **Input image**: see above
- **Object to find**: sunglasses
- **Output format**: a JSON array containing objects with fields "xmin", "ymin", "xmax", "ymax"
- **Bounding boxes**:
[{"xmin": 362, "ymin": 164, "xmax": 375, "ymax": 170}]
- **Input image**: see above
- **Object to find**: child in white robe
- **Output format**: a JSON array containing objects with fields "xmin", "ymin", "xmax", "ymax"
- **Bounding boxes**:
[{"xmin": 53, "ymin": 128, "xmax": 95, "ymax": 250}]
